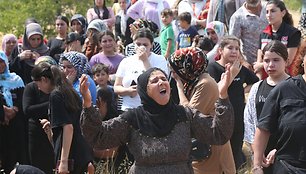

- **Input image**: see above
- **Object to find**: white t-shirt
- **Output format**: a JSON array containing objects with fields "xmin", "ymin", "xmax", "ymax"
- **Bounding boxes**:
[{"xmin": 116, "ymin": 53, "xmax": 169, "ymax": 111}]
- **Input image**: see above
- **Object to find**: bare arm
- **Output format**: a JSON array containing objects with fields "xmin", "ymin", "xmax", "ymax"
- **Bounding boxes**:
[
  {"xmin": 287, "ymin": 47, "xmax": 298, "ymax": 66},
  {"xmin": 253, "ymin": 128, "xmax": 270, "ymax": 173},
  {"xmin": 164, "ymin": 39, "xmax": 173, "ymax": 59},
  {"xmin": 59, "ymin": 124, "xmax": 73, "ymax": 173},
  {"xmin": 114, "ymin": 77, "xmax": 137, "ymax": 97}
]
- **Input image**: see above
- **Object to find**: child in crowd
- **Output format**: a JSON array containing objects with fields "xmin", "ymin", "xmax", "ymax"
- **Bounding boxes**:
[
  {"xmin": 207, "ymin": 35, "xmax": 259, "ymax": 170},
  {"xmin": 160, "ymin": 9, "xmax": 176, "ymax": 59},
  {"xmin": 92, "ymin": 63, "xmax": 116, "ymax": 101},
  {"xmin": 176, "ymin": 12, "xmax": 198, "ymax": 49}
]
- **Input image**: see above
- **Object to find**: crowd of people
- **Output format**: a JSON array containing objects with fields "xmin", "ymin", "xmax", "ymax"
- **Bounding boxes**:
[{"xmin": 0, "ymin": 0, "xmax": 305, "ymax": 173}]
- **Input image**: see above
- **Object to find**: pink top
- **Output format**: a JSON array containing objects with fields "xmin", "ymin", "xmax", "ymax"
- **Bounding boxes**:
[{"xmin": 87, "ymin": 7, "xmax": 115, "ymax": 28}]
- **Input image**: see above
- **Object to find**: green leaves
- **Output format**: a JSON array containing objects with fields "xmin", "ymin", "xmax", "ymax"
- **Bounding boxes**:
[{"xmin": 0, "ymin": 0, "xmax": 106, "ymax": 38}]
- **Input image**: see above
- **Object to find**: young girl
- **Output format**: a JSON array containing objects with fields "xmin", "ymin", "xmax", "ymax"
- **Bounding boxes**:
[
  {"xmin": 31, "ymin": 62, "xmax": 93, "ymax": 174},
  {"xmin": 207, "ymin": 35, "xmax": 259, "ymax": 170},
  {"xmin": 87, "ymin": 0, "xmax": 115, "ymax": 28},
  {"xmin": 89, "ymin": 30, "xmax": 124, "ymax": 82},
  {"xmin": 255, "ymin": 0, "xmax": 301, "ymax": 78},
  {"xmin": 244, "ymin": 40, "xmax": 290, "ymax": 174},
  {"xmin": 47, "ymin": 16, "xmax": 69, "ymax": 61}
]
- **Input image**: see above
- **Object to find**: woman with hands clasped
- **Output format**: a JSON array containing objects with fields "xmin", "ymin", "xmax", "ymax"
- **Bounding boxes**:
[
  {"xmin": 114, "ymin": 28, "xmax": 168, "ymax": 112},
  {"xmin": 80, "ymin": 64, "xmax": 234, "ymax": 173},
  {"xmin": 10, "ymin": 23, "xmax": 50, "ymax": 84}
]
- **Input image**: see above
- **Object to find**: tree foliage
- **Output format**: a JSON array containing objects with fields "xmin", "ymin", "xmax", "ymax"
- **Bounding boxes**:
[{"xmin": 0, "ymin": 0, "xmax": 114, "ymax": 38}]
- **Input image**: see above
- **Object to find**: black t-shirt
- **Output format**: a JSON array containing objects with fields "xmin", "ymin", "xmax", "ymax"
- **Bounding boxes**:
[
  {"xmin": 208, "ymin": 62, "xmax": 259, "ymax": 132},
  {"xmin": 50, "ymin": 90, "xmax": 92, "ymax": 173},
  {"xmin": 259, "ymin": 22, "xmax": 301, "ymax": 50},
  {"xmin": 47, "ymin": 38, "xmax": 65, "ymax": 62},
  {"xmin": 255, "ymin": 79, "xmax": 275, "ymax": 119},
  {"xmin": 258, "ymin": 75, "xmax": 306, "ymax": 168}
]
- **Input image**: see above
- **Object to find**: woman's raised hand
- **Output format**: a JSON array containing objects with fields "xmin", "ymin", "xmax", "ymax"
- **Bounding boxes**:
[
  {"xmin": 218, "ymin": 64, "xmax": 231, "ymax": 99},
  {"xmin": 79, "ymin": 74, "xmax": 92, "ymax": 108}
]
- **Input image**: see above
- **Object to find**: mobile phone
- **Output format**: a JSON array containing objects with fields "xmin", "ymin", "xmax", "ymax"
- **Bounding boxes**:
[{"xmin": 131, "ymin": 80, "xmax": 137, "ymax": 86}]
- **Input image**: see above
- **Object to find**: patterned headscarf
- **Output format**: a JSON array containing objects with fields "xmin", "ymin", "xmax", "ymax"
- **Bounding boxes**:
[
  {"xmin": 169, "ymin": 47, "xmax": 208, "ymax": 96},
  {"xmin": 35, "ymin": 56, "xmax": 57, "ymax": 66},
  {"xmin": 0, "ymin": 51, "xmax": 24, "ymax": 107},
  {"xmin": 205, "ymin": 21, "xmax": 227, "ymax": 44},
  {"xmin": 59, "ymin": 51, "xmax": 92, "ymax": 79}
]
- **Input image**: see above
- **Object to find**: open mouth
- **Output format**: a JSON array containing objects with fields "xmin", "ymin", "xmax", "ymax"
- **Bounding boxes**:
[{"xmin": 160, "ymin": 89, "xmax": 167, "ymax": 94}]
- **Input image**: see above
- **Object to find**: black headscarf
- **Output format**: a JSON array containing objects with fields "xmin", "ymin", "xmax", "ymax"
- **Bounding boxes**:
[
  {"xmin": 121, "ymin": 68, "xmax": 187, "ymax": 137},
  {"xmin": 15, "ymin": 165, "xmax": 45, "ymax": 174}
]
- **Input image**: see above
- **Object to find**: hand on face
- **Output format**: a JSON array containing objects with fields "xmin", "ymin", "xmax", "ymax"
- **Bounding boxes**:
[
  {"xmin": 66, "ymin": 69, "xmax": 77, "ymax": 84},
  {"xmin": 230, "ymin": 59, "xmax": 242, "ymax": 79},
  {"xmin": 136, "ymin": 45, "xmax": 148, "ymax": 61}
]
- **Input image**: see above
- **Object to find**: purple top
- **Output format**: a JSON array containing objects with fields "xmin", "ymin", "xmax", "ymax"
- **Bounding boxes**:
[
  {"xmin": 127, "ymin": 0, "xmax": 170, "ymax": 29},
  {"xmin": 89, "ymin": 53, "xmax": 124, "ymax": 74}
]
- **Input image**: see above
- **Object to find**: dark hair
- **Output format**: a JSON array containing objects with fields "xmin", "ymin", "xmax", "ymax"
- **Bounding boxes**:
[
  {"xmin": 99, "ymin": 30, "xmax": 115, "ymax": 42},
  {"xmin": 66, "ymin": 32, "xmax": 81, "ymax": 44},
  {"xmin": 178, "ymin": 12, "xmax": 191, "ymax": 24},
  {"xmin": 267, "ymin": 0, "xmax": 293, "ymax": 26},
  {"xmin": 262, "ymin": 40, "xmax": 288, "ymax": 61},
  {"xmin": 92, "ymin": 63, "xmax": 109, "ymax": 75},
  {"xmin": 25, "ymin": 18, "xmax": 38, "ymax": 26},
  {"xmin": 219, "ymin": 35, "xmax": 241, "ymax": 50},
  {"xmin": 56, "ymin": 15, "xmax": 69, "ymax": 27},
  {"xmin": 133, "ymin": 28, "xmax": 154, "ymax": 43},
  {"xmin": 94, "ymin": 0, "xmax": 110, "ymax": 20},
  {"xmin": 97, "ymin": 88, "xmax": 118, "ymax": 120},
  {"xmin": 132, "ymin": 19, "xmax": 159, "ymax": 38},
  {"xmin": 216, "ymin": 35, "xmax": 241, "ymax": 60},
  {"xmin": 31, "ymin": 62, "xmax": 81, "ymax": 112},
  {"xmin": 161, "ymin": 8, "xmax": 173, "ymax": 17},
  {"xmin": 194, "ymin": 35, "xmax": 214, "ymax": 52}
]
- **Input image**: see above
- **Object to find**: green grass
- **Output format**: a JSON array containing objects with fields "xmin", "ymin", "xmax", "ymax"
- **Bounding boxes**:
[{"xmin": 284, "ymin": 0, "xmax": 302, "ymax": 12}]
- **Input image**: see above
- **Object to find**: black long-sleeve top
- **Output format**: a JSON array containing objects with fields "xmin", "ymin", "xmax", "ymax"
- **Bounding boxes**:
[{"xmin": 22, "ymin": 82, "xmax": 50, "ymax": 121}]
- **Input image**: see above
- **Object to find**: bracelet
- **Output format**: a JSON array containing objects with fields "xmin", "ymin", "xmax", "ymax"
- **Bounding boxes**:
[{"xmin": 252, "ymin": 165, "xmax": 263, "ymax": 172}]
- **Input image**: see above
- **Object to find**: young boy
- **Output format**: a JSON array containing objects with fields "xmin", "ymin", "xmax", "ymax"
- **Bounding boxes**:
[
  {"xmin": 176, "ymin": 12, "xmax": 198, "ymax": 50},
  {"xmin": 160, "ymin": 9, "xmax": 176, "ymax": 59},
  {"xmin": 92, "ymin": 63, "xmax": 116, "ymax": 99}
]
